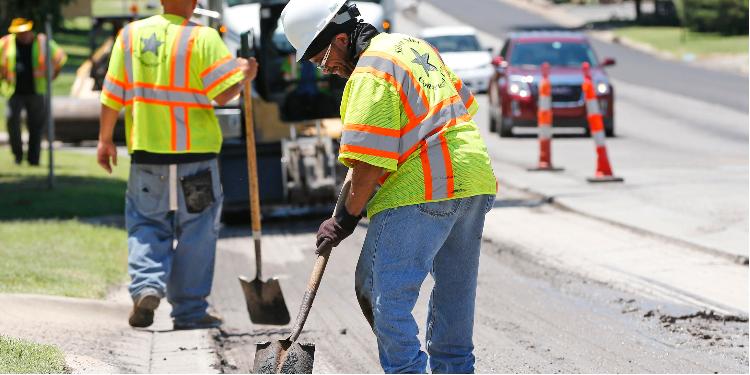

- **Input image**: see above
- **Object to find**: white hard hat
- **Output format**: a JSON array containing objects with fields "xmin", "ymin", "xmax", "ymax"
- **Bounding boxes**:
[{"xmin": 281, "ymin": 0, "xmax": 351, "ymax": 62}]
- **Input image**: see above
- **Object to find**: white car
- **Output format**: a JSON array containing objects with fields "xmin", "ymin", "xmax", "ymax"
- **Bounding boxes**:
[{"xmin": 420, "ymin": 26, "xmax": 493, "ymax": 94}]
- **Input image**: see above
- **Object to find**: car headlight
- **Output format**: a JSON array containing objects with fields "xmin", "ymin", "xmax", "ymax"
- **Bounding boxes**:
[
  {"xmin": 596, "ymin": 82, "xmax": 610, "ymax": 95},
  {"xmin": 508, "ymin": 79, "xmax": 531, "ymax": 98}
]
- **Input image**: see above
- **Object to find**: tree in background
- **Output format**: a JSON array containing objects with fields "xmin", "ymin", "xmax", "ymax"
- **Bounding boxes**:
[{"xmin": 0, "ymin": 0, "xmax": 76, "ymax": 34}]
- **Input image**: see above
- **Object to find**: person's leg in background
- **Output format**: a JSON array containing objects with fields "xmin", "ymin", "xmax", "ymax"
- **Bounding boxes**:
[
  {"xmin": 24, "ymin": 94, "xmax": 46, "ymax": 166},
  {"xmin": 7, "ymin": 95, "xmax": 24, "ymax": 164},
  {"xmin": 426, "ymin": 194, "xmax": 495, "ymax": 374}
]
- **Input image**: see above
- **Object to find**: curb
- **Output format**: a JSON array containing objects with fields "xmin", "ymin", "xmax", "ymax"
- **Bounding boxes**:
[{"xmin": 498, "ymin": 180, "xmax": 750, "ymax": 266}]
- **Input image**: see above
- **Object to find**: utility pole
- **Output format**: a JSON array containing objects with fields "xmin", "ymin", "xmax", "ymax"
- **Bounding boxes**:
[{"xmin": 45, "ymin": 15, "xmax": 55, "ymax": 189}]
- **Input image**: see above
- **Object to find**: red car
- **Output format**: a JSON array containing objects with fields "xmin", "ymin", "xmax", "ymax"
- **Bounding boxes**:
[{"xmin": 488, "ymin": 32, "xmax": 616, "ymax": 137}]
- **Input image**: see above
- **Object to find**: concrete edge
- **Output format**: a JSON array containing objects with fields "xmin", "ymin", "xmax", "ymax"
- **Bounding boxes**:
[{"xmin": 496, "ymin": 180, "xmax": 750, "ymax": 266}]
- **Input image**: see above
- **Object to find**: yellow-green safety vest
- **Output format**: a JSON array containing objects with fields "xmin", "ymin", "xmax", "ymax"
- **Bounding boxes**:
[
  {"xmin": 339, "ymin": 33, "xmax": 497, "ymax": 218},
  {"xmin": 101, "ymin": 14, "xmax": 244, "ymax": 155},
  {"xmin": 0, "ymin": 33, "xmax": 67, "ymax": 97}
]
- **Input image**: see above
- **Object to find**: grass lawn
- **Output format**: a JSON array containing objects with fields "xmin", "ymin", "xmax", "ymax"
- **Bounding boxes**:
[
  {"xmin": 614, "ymin": 27, "xmax": 749, "ymax": 58},
  {"xmin": 0, "ymin": 148, "xmax": 129, "ymax": 219},
  {"xmin": 0, "ymin": 148, "xmax": 130, "ymax": 298},
  {"xmin": 0, "ymin": 336, "xmax": 66, "ymax": 373}
]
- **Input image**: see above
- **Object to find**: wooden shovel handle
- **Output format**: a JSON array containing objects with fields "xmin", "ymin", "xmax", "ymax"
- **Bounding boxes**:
[
  {"xmin": 289, "ymin": 177, "xmax": 352, "ymax": 342},
  {"xmin": 242, "ymin": 79, "xmax": 263, "ymax": 280}
]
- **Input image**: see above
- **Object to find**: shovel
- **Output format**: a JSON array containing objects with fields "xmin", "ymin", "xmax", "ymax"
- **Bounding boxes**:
[
  {"xmin": 238, "ymin": 31, "xmax": 290, "ymax": 326},
  {"xmin": 253, "ymin": 178, "xmax": 352, "ymax": 373}
]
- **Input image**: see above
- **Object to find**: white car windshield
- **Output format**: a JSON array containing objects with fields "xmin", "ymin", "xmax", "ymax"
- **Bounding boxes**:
[
  {"xmin": 227, "ymin": 0, "xmax": 260, "ymax": 6},
  {"xmin": 509, "ymin": 41, "xmax": 599, "ymax": 67},
  {"xmin": 424, "ymin": 35, "xmax": 482, "ymax": 53}
]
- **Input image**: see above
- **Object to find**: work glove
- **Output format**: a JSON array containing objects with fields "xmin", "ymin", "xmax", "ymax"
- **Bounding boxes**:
[{"xmin": 315, "ymin": 209, "xmax": 362, "ymax": 253}]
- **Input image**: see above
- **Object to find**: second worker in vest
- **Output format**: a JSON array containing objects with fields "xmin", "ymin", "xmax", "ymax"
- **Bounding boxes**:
[
  {"xmin": 282, "ymin": 1, "xmax": 497, "ymax": 373},
  {"xmin": 96, "ymin": 0, "xmax": 257, "ymax": 330},
  {"xmin": 0, "ymin": 18, "xmax": 67, "ymax": 166}
]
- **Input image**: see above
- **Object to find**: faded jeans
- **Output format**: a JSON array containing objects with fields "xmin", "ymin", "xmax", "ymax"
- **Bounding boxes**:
[
  {"xmin": 125, "ymin": 159, "xmax": 223, "ymax": 324},
  {"xmin": 355, "ymin": 194, "xmax": 495, "ymax": 374}
]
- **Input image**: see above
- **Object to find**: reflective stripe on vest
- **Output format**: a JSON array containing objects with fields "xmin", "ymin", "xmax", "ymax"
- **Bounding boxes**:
[
  {"xmin": 119, "ymin": 20, "xmax": 229, "ymax": 152},
  {"xmin": 349, "ymin": 46, "xmax": 474, "ymax": 200},
  {"xmin": 33, "ymin": 34, "xmax": 46, "ymax": 78},
  {"xmin": 0, "ymin": 36, "xmax": 11, "ymax": 81}
]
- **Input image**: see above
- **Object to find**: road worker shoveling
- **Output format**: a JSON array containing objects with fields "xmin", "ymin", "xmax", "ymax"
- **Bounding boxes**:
[{"xmin": 256, "ymin": 0, "xmax": 498, "ymax": 372}]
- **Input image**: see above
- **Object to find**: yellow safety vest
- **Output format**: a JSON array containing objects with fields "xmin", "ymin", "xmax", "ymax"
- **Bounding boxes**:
[
  {"xmin": 0, "ymin": 33, "xmax": 67, "ymax": 97},
  {"xmin": 338, "ymin": 33, "xmax": 497, "ymax": 217},
  {"xmin": 100, "ymin": 14, "xmax": 243, "ymax": 154}
]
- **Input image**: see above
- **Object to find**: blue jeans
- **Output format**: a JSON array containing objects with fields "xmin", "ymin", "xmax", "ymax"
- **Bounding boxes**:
[
  {"xmin": 125, "ymin": 159, "xmax": 223, "ymax": 324},
  {"xmin": 355, "ymin": 194, "xmax": 495, "ymax": 374}
]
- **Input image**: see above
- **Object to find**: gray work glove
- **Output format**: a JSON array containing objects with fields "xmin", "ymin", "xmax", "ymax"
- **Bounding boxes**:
[{"xmin": 315, "ymin": 209, "xmax": 362, "ymax": 253}]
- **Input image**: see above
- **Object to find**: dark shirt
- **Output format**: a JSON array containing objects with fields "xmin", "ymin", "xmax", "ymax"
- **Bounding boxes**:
[
  {"xmin": 131, "ymin": 151, "xmax": 217, "ymax": 164},
  {"xmin": 15, "ymin": 38, "xmax": 35, "ymax": 95}
]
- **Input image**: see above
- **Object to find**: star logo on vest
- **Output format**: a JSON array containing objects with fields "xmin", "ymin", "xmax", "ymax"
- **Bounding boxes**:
[
  {"xmin": 141, "ymin": 33, "xmax": 163, "ymax": 56},
  {"xmin": 411, "ymin": 48, "xmax": 437, "ymax": 75}
]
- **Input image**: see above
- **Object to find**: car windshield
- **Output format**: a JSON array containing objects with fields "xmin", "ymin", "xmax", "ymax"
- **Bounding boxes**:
[
  {"xmin": 424, "ymin": 35, "xmax": 482, "ymax": 53},
  {"xmin": 227, "ymin": 0, "xmax": 260, "ymax": 6},
  {"xmin": 509, "ymin": 41, "xmax": 598, "ymax": 67}
]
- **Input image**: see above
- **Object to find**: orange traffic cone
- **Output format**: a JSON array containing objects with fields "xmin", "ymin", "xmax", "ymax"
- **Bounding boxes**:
[
  {"xmin": 528, "ymin": 63, "xmax": 563, "ymax": 172},
  {"xmin": 582, "ymin": 62, "xmax": 623, "ymax": 183}
]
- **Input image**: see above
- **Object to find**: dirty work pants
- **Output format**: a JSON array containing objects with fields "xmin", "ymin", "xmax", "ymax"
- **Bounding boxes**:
[
  {"xmin": 7, "ymin": 94, "xmax": 45, "ymax": 165},
  {"xmin": 125, "ymin": 159, "xmax": 223, "ymax": 324},
  {"xmin": 355, "ymin": 194, "xmax": 495, "ymax": 374}
]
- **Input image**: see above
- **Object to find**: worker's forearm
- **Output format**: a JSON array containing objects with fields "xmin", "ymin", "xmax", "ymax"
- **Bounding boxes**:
[
  {"xmin": 345, "ymin": 161, "xmax": 383, "ymax": 216},
  {"xmin": 99, "ymin": 105, "xmax": 119, "ymax": 142},
  {"xmin": 213, "ymin": 83, "xmax": 242, "ymax": 106}
]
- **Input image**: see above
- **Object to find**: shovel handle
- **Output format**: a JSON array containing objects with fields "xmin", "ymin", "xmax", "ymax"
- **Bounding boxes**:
[
  {"xmin": 242, "ymin": 76, "xmax": 263, "ymax": 280},
  {"xmin": 289, "ymin": 177, "xmax": 352, "ymax": 342}
]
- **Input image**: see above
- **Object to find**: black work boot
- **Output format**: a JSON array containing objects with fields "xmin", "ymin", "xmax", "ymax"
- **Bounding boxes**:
[
  {"xmin": 128, "ymin": 289, "xmax": 161, "ymax": 328},
  {"xmin": 173, "ymin": 312, "xmax": 223, "ymax": 330}
]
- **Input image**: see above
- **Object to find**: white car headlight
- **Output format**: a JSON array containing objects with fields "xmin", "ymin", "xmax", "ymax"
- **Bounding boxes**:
[
  {"xmin": 596, "ymin": 82, "xmax": 609, "ymax": 95},
  {"xmin": 508, "ymin": 80, "xmax": 531, "ymax": 98}
]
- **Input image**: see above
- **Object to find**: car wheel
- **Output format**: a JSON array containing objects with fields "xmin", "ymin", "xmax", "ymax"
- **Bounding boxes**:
[
  {"xmin": 489, "ymin": 112, "xmax": 497, "ymax": 133},
  {"xmin": 499, "ymin": 118, "xmax": 513, "ymax": 138},
  {"xmin": 605, "ymin": 118, "xmax": 615, "ymax": 137}
]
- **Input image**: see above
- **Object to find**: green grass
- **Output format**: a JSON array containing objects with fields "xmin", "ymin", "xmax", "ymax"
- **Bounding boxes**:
[
  {"xmin": 0, "ymin": 148, "xmax": 129, "ymax": 298},
  {"xmin": 0, "ymin": 148, "xmax": 129, "ymax": 219},
  {"xmin": 0, "ymin": 101, "xmax": 5, "ymax": 133},
  {"xmin": 0, "ymin": 219, "xmax": 128, "ymax": 298},
  {"xmin": 52, "ymin": 72, "xmax": 77, "ymax": 96},
  {"xmin": 0, "ymin": 336, "xmax": 66, "ymax": 373},
  {"xmin": 614, "ymin": 26, "xmax": 749, "ymax": 57}
]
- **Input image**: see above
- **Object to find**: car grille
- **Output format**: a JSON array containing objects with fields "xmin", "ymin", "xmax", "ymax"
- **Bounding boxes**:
[{"xmin": 550, "ymin": 85, "xmax": 582, "ymax": 103}]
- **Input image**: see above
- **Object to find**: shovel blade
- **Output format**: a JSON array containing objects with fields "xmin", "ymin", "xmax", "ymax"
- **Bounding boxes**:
[
  {"xmin": 239, "ymin": 276, "xmax": 291, "ymax": 325},
  {"xmin": 253, "ymin": 339, "xmax": 315, "ymax": 374}
]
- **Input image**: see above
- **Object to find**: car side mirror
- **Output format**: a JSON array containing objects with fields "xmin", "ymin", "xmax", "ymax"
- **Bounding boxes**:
[
  {"xmin": 602, "ymin": 57, "xmax": 616, "ymax": 67},
  {"xmin": 486, "ymin": 47, "xmax": 493, "ymax": 54},
  {"xmin": 492, "ymin": 56, "xmax": 508, "ymax": 73}
]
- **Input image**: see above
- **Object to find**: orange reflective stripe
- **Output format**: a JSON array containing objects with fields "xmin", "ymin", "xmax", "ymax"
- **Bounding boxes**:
[
  {"xmin": 204, "ymin": 65, "xmax": 241, "ymax": 93},
  {"xmin": 133, "ymin": 96, "xmax": 213, "ymax": 109},
  {"xmin": 169, "ymin": 19, "xmax": 189, "ymax": 86},
  {"xmin": 344, "ymin": 124, "xmax": 400, "ymax": 138},
  {"xmin": 402, "ymin": 95, "xmax": 460, "ymax": 135},
  {"xmin": 354, "ymin": 66, "xmax": 417, "ymax": 121},
  {"xmin": 200, "ymin": 55, "xmax": 233, "ymax": 78},
  {"xmin": 397, "ymin": 112, "xmax": 471, "ymax": 165},
  {"xmin": 170, "ymin": 106, "xmax": 177, "ymax": 151},
  {"xmin": 438, "ymin": 133, "xmax": 454, "ymax": 198},
  {"xmin": 364, "ymin": 51, "xmax": 429, "ymax": 110},
  {"xmin": 103, "ymin": 88, "xmax": 126, "ymax": 105},
  {"xmin": 420, "ymin": 143, "xmax": 432, "ymax": 200},
  {"xmin": 184, "ymin": 27, "xmax": 198, "ymax": 89},
  {"xmin": 340, "ymin": 144, "xmax": 398, "ymax": 160},
  {"xmin": 133, "ymin": 81, "xmax": 204, "ymax": 94},
  {"xmin": 538, "ymin": 111, "xmax": 552, "ymax": 125},
  {"xmin": 184, "ymin": 108, "xmax": 191, "ymax": 150},
  {"xmin": 106, "ymin": 74, "xmax": 129, "ymax": 89}
]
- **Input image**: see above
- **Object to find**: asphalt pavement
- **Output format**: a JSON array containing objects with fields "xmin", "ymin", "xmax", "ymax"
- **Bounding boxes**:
[{"xmin": 425, "ymin": 0, "xmax": 749, "ymax": 112}]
